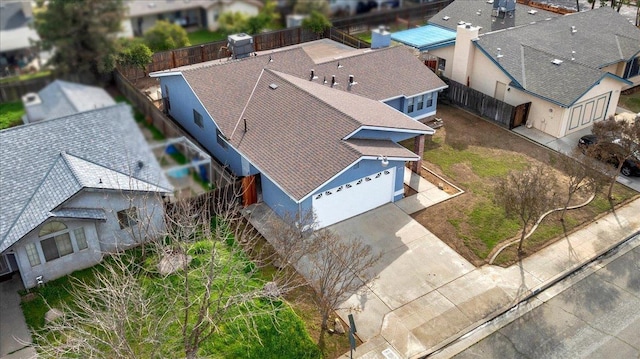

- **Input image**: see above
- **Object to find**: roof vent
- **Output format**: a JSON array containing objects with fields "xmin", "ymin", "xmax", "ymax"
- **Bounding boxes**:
[
  {"xmin": 486, "ymin": 0, "xmax": 493, "ymax": 3},
  {"xmin": 496, "ymin": 48, "xmax": 503, "ymax": 58},
  {"xmin": 331, "ymin": 75, "xmax": 338, "ymax": 87},
  {"xmin": 476, "ymin": 9, "xmax": 482, "ymax": 15},
  {"xmin": 148, "ymin": 2, "xmax": 156, "ymax": 7},
  {"xmin": 269, "ymin": 83, "xmax": 278, "ymax": 89},
  {"xmin": 310, "ymin": 69, "xmax": 318, "ymax": 80},
  {"xmin": 337, "ymin": 62, "xmax": 343, "ymax": 69},
  {"xmin": 442, "ymin": 16, "xmax": 450, "ymax": 21},
  {"xmin": 527, "ymin": 9, "xmax": 538, "ymax": 14},
  {"xmin": 348, "ymin": 75, "xmax": 357, "ymax": 87},
  {"xmin": 571, "ymin": 51, "xmax": 575, "ymax": 61},
  {"xmin": 551, "ymin": 59, "xmax": 563, "ymax": 65},
  {"xmin": 571, "ymin": 26, "xmax": 577, "ymax": 34},
  {"xmin": 458, "ymin": 20, "xmax": 465, "ymax": 25}
]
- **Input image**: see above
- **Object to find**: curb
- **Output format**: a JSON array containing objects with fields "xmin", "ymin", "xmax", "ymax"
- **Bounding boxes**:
[{"xmin": 415, "ymin": 229, "xmax": 640, "ymax": 359}]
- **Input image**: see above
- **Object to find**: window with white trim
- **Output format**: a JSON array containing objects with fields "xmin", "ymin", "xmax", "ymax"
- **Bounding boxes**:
[
  {"xmin": 117, "ymin": 207, "xmax": 139, "ymax": 229},
  {"xmin": 417, "ymin": 95, "xmax": 424, "ymax": 110},
  {"xmin": 407, "ymin": 97, "xmax": 414, "ymax": 113},
  {"xmin": 624, "ymin": 57, "xmax": 640, "ymax": 79},
  {"xmin": 41, "ymin": 233, "xmax": 73, "ymax": 262},
  {"xmin": 25, "ymin": 243, "xmax": 41, "ymax": 267},
  {"xmin": 426, "ymin": 92, "xmax": 433, "ymax": 107},
  {"xmin": 74, "ymin": 228, "xmax": 88, "ymax": 250}
]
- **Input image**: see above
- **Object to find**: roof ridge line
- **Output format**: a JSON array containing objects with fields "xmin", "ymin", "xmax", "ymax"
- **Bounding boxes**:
[
  {"xmin": 63, "ymin": 151, "xmax": 172, "ymax": 192},
  {"xmin": 267, "ymin": 69, "xmax": 365, "ymax": 129}
]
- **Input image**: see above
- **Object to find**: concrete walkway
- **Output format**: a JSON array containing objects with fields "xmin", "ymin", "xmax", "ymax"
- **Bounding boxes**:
[{"xmin": 0, "ymin": 274, "xmax": 36, "ymax": 359}]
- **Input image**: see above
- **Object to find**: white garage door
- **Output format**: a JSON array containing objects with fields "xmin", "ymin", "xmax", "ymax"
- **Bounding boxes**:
[
  {"xmin": 312, "ymin": 167, "xmax": 395, "ymax": 228},
  {"xmin": 565, "ymin": 92, "xmax": 610, "ymax": 135}
]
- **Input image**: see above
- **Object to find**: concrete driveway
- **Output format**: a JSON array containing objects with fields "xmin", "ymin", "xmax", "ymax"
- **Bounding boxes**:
[
  {"xmin": 0, "ymin": 275, "xmax": 36, "ymax": 359},
  {"xmin": 329, "ymin": 204, "xmax": 476, "ymax": 346}
]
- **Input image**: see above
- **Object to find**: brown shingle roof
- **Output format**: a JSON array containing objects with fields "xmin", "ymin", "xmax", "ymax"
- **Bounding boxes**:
[{"xmin": 166, "ymin": 43, "xmax": 445, "ymax": 201}]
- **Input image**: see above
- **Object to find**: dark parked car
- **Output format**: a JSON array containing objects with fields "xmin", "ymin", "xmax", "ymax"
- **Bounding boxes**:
[{"xmin": 578, "ymin": 134, "xmax": 640, "ymax": 177}]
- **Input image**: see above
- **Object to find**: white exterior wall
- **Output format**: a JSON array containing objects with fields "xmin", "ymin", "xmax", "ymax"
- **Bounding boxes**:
[
  {"xmin": 65, "ymin": 190, "xmax": 166, "ymax": 253},
  {"xmin": 451, "ymin": 25, "xmax": 479, "ymax": 85},
  {"xmin": 13, "ymin": 220, "xmax": 102, "ymax": 289},
  {"xmin": 119, "ymin": 19, "xmax": 134, "ymax": 38},
  {"xmin": 429, "ymin": 45, "xmax": 455, "ymax": 78},
  {"xmin": 468, "ymin": 50, "xmax": 512, "ymax": 100}
]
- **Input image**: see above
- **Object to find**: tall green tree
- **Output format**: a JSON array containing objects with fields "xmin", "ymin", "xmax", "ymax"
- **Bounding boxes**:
[
  {"xmin": 246, "ymin": 0, "xmax": 280, "ymax": 34},
  {"xmin": 35, "ymin": 0, "xmax": 125, "ymax": 79},
  {"xmin": 218, "ymin": 11, "xmax": 251, "ymax": 35},
  {"xmin": 301, "ymin": 11, "xmax": 332, "ymax": 35},
  {"xmin": 293, "ymin": 0, "xmax": 330, "ymax": 16},
  {"xmin": 144, "ymin": 20, "xmax": 191, "ymax": 52}
]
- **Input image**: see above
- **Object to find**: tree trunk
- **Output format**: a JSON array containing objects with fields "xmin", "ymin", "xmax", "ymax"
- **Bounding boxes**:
[
  {"xmin": 321, "ymin": 309, "xmax": 330, "ymax": 330},
  {"xmin": 518, "ymin": 228, "xmax": 526, "ymax": 254}
]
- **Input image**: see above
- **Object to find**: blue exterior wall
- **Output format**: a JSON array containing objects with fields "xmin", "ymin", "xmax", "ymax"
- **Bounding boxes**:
[
  {"xmin": 260, "ymin": 174, "xmax": 299, "ymax": 218},
  {"xmin": 160, "ymin": 76, "xmax": 258, "ymax": 176},
  {"xmin": 383, "ymin": 92, "xmax": 440, "ymax": 120}
]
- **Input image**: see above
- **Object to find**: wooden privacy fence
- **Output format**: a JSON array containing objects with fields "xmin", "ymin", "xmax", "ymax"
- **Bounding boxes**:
[
  {"xmin": 165, "ymin": 180, "xmax": 242, "ymax": 219},
  {"xmin": 444, "ymin": 79, "xmax": 530, "ymax": 129},
  {"xmin": 331, "ymin": 0, "xmax": 453, "ymax": 33},
  {"xmin": 118, "ymin": 27, "xmax": 339, "ymax": 81},
  {"xmin": 114, "ymin": 70, "xmax": 236, "ymax": 187},
  {"xmin": 0, "ymin": 75, "xmax": 54, "ymax": 103}
]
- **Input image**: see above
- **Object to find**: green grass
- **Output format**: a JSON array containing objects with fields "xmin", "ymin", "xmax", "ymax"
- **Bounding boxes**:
[
  {"xmin": 187, "ymin": 29, "xmax": 227, "ymax": 46},
  {"xmin": 21, "ymin": 237, "xmax": 320, "ymax": 358},
  {"xmin": 0, "ymin": 101, "xmax": 24, "ymax": 129},
  {"xmin": 115, "ymin": 94, "xmax": 164, "ymax": 140},
  {"xmin": 467, "ymin": 201, "xmax": 520, "ymax": 258},
  {"xmin": 618, "ymin": 91, "xmax": 640, "ymax": 113},
  {"xmin": 0, "ymin": 70, "xmax": 51, "ymax": 84},
  {"xmin": 426, "ymin": 145, "xmax": 528, "ymax": 179}
]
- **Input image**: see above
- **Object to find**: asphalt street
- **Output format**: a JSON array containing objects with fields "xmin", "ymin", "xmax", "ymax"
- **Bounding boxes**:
[{"xmin": 452, "ymin": 234, "xmax": 640, "ymax": 359}]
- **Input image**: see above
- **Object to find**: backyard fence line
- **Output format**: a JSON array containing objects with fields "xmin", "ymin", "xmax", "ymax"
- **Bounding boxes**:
[
  {"xmin": 118, "ymin": 26, "xmax": 358, "ymax": 82},
  {"xmin": 0, "ymin": 75, "xmax": 54, "ymax": 103},
  {"xmin": 330, "ymin": 0, "xmax": 453, "ymax": 33},
  {"xmin": 114, "ymin": 70, "xmax": 236, "ymax": 188}
]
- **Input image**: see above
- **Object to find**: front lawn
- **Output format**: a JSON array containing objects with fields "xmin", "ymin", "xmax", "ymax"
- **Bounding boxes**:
[
  {"xmin": 21, "ymin": 240, "xmax": 324, "ymax": 358},
  {"xmin": 618, "ymin": 90, "xmax": 640, "ymax": 113},
  {"xmin": 403, "ymin": 104, "xmax": 638, "ymax": 266},
  {"xmin": 0, "ymin": 101, "xmax": 25, "ymax": 129},
  {"xmin": 187, "ymin": 29, "xmax": 227, "ymax": 45}
]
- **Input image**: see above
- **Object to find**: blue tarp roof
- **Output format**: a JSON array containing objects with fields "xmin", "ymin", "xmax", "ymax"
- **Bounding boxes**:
[{"xmin": 391, "ymin": 25, "xmax": 456, "ymax": 51}]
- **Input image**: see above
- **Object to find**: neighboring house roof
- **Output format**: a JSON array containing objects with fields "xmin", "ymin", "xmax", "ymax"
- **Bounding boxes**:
[
  {"xmin": 0, "ymin": 103, "xmax": 172, "ymax": 253},
  {"xmin": 428, "ymin": 0, "xmax": 561, "ymax": 35},
  {"xmin": 475, "ymin": 6, "xmax": 639, "ymax": 106},
  {"xmin": 153, "ymin": 44, "xmax": 445, "ymax": 201},
  {"xmin": 126, "ymin": 0, "xmax": 262, "ymax": 18},
  {"xmin": 391, "ymin": 25, "xmax": 457, "ymax": 51},
  {"xmin": 25, "ymin": 80, "xmax": 116, "ymax": 122},
  {"xmin": 0, "ymin": 1, "xmax": 40, "ymax": 52}
]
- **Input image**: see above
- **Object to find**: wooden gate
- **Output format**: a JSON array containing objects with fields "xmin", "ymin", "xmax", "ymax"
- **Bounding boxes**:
[
  {"xmin": 511, "ymin": 102, "xmax": 531, "ymax": 128},
  {"xmin": 242, "ymin": 175, "xmax": 258, "ymax": 207}
]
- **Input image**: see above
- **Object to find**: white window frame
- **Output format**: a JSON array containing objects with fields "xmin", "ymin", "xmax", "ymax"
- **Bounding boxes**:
[{"xmin": 25, "ymin": 243, "xmax": 41, "ymax": 267}]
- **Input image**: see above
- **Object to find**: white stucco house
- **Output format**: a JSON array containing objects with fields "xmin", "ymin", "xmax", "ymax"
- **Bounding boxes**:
[
  {"xmin": 392, "ymin": 1, "xmax": 640, "ymax": 138},
  {"xmin": 121, "ymin": 0, "xmax": 263, "ymax": 37},
  {"xmin": 0, "ymin": 86, "xmax": 172, "ymax": 288}
]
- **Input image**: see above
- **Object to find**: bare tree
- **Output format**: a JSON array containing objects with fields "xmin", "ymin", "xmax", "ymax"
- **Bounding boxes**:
[
  {"xmin": 30, "ymin": 252, "xmax": 169, "ymax": 359},
  {"xmin": 265, "ymin": 210, "xmax": 382, "ymax": 330},
  {"xmin": 495, "ymin": 166, "xmax": 559, "ymax": 253},
  {"xmin": 155, "ymin": 188, "xmax": 301, "ymax": 359},
  {"xmin": 30, "ymin": 184, "xmax": 302, "ymax": 359},
  {"xmin": 305, "ymin": 229, "xmax": 382, "ymax": 330},
  {"xmin": 588, "ymin": 115, "xmax": 640, "ymax": 203},
  {"xmin": 557, "ymin": 150, "xmax": 602, "ymax": 221}
]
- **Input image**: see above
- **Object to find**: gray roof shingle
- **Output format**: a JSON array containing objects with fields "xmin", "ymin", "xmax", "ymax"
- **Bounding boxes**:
[
  {"xmin": 474, "ymin": 6, "xmax": 640, "ymax": 105},
  {"xmin": 26, "ymin": 80, "xmax": 116, "ymax": 122},
  {"xmin": 429, "ymin": 0, "xmax": 561, "ymax": 34},
  {"xmin": 0, "ymin": 103, "xmax": 171, "ymax": 253}
]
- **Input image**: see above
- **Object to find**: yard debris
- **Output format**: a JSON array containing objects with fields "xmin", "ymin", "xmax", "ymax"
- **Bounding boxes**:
[
  {"xmin": 333, "ymin": 318, "xmax": 346, "ymax": 334},
  {"xmin": 45, "ymin": 308, "xmax": 63, "ymax": 323},
  {"xmin": 158, "ymin": 252, "xmax": 192, "ymax": 275}
]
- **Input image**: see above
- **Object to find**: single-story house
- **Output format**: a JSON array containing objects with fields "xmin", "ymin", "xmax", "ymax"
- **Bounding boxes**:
[
  {"xmin": 392, "ymin": 1, "xmax": 640, "ymax": 138},
  {"xmin": 121, "ymin": 0, "xmax": 263, "ymax": 37},
  {"xmin": 0, "ymin": 102, "xmax": 172, "ymax": 289},
  {"xmin": 0, "ymin": 0, "xmax": 41, "ymax": 75},
  {"xmin": 21, "ymin": 79, "xmax": 116, "ymax": 124},
  {"xmin": 151, "ymin": 41, "xmax": 447, "ymax": 228}
]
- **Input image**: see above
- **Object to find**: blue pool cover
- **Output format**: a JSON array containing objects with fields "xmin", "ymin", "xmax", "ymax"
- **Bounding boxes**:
[{"xmin": 391, "ymin": 25, "xmax": 456, "ymax": 51}]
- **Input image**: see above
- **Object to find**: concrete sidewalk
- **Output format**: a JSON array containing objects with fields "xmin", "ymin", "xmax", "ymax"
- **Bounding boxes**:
[{"xmin": 340, "ymin": 198, "xmax": 640, "ymax": 359}]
